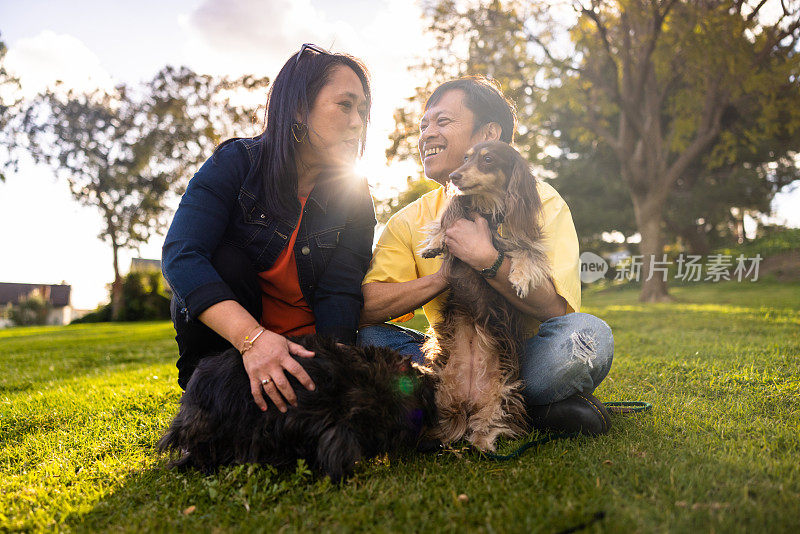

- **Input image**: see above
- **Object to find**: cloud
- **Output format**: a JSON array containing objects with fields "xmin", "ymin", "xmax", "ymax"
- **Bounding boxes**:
[
  {"xmin": 186, "ymin": 0, "xmax": 353, "ymax": 74},
  {"xmin": 182, "ymin": 0, "xmax": 433, "ymax": 120},
  {"xmin": 190, "ymin": 0, "xmax": 326, "ymax": 48},
  {"xmin": 5, "ymin": 30, "xmax": 113, "ymax": 97},
  {"xmin": 184, "ymin": 0, "xmax": 431, "ymax": 82}
]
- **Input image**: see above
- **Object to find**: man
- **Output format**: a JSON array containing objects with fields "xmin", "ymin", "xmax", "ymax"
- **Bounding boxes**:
[{"xmin": 359, "ymin": 77, "xmax": 613, "ymax": 435}]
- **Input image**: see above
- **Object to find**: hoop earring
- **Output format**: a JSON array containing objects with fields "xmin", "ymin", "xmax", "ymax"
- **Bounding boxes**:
[{"xmin": 292, "ymin": 122, "xmax": 308, "ymax": 143}]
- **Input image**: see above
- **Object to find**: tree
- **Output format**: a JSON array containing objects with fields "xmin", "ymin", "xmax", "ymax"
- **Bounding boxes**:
[
  {"xmin": 0, "ymin": 32, "xmax": 22, "ymax": 182},
  {"xmin": 390, "ymin": 0, "xmax": 800, "ymax": 301},
  {"xmin": 550, "ymin": 69, "xmax": 800, "ymax": 255},
  {"xmin": 545, "ymin": 143, "xmax": 637, "ymax": 250},
  {"xmin": 9, "ymin": 295, "xmax": 52, "ymax": 326},
  {"xmin": 387, "ymin": 0, "xmax": 543, "ymax": 162},
  {"xmin": 543, "ymin": 0, "xmax": 800, "ymax": 300},
  {"xmin": 23, "ymin": 66, "xmax": 269, "ymax": 319},
  {"xmin": 70, "ymin": 269, "xmax": 172, "ymax": 324},
  {"xmin": 665, "ymin": 151, "xmax": 800, "ymax": 255},
  {"xmin": 118, "ymin": 269, "xmax": 171, "ymax": 322},
  {"xmin": 667, "ymin": 80, "xmax": 800, "ymax": 254}
]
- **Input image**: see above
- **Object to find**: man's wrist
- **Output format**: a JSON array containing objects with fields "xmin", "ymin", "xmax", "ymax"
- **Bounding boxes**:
[
  {"xmin": 478, "ymin": 250, "xmax": 505, "ymax": 279},
  {"xmin": 471, "ymin": 247, "xmax": 499, "ymax": 271}
]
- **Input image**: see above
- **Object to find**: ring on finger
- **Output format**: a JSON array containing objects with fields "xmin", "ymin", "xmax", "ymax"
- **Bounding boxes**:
[{"xmin": 261, "ymin": 377, "xmax": 272, "ymax": 386}]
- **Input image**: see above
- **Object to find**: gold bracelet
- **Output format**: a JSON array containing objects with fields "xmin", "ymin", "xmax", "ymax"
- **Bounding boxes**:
[{"xmin": 240, "ymin": 327, "xmax": 266, "ymax": 355}]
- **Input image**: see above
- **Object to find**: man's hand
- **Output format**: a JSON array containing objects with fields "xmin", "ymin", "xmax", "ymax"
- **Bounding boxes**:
[
  {"xmin": 444, "ymin": 214, "xmax": 498, "ymax": 270},
  {"xmin": 444, "ymin": 213, "xmax": 567, "ymax": 321}
]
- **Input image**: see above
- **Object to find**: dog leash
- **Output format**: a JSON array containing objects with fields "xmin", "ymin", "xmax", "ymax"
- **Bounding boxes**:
[
  {"xmin": 603, "ymin": 401, "xmax": 652, "ymax": 414},
  {"xmin": 479, "ymin": 401, "xmax": 652, "ymax": 462}
]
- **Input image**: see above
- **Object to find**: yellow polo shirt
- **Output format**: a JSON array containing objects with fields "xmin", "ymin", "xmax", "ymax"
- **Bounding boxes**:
[{"xmin": 363, "ymin": 182, "xmax": 581, "ymax": 336}]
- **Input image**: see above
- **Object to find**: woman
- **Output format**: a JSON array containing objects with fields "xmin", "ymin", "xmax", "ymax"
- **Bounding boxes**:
[{"xmin": 162, "ymin": 44, "xmax": 376, "ymax": 415}]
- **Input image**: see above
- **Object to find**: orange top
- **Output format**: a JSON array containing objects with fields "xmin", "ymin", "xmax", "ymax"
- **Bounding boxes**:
[{"xmin": 258, "ymin": 196, "xmax": 315, "ymax": 337}]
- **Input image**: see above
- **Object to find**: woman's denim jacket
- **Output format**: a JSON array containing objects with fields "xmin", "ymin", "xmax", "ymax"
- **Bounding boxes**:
[{"xmin": 162, "ymin": 137, "xmax": 377, "ymax": 344}]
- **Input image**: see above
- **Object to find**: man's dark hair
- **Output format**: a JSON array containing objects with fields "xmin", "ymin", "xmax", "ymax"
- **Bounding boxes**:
[
  {"xmin": 425, "ymin": 76, "xmax": 516, "ymax": 143},
  {"xmin": 218, "ymin": 47, "xmax": 371, "ymax": 221}
]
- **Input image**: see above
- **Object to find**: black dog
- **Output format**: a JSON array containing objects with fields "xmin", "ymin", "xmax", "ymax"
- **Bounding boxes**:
[{"xmin": 158, "ymin": 336, "xmax": 438, "ymax": 481}]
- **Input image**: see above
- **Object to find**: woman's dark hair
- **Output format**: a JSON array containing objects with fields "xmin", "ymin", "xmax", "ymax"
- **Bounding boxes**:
[
  {"xmin": 425, "ymin": 76, "xmax": 516, "ymax": 143},
  {"xmin": 224, "ymin": 47, "xmax": 371, "ymax": 220}
]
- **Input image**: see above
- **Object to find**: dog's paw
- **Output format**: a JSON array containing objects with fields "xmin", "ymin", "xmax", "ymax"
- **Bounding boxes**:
[
  {"xmin": 421, "ymin": 247, "xmax": 444, "ymax": 259},
  {"xmin": 507, "ymin": 252, "xmax": 551, "ymax": 299},
  {"xmin": 507, "ymin": 268, "xmax": 531, "ymax": 299},
  {"xmin": 468, "ymin": 431, "xmax": 498, "ymax": 453}
]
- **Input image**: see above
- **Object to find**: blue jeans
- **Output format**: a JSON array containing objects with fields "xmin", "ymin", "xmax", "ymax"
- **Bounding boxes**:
[{"xmin": 357, "ymin": 313, "xmax": 613, "ymax": 406}]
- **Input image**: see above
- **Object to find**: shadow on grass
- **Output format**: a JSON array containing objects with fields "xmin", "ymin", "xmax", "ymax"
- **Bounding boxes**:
[
  {"xmin": 64, "ymin": 423, "xmax": 638, "ymax": 532},
  {"xmin": 54, "ymin": 411, "xmax": 800, "ymax": 532},
  {"xmin": 66, "ymin": 459, "xmax": 326, "ymax": 532}
]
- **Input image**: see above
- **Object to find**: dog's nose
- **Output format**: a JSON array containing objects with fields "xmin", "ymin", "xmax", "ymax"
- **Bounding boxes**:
[{"xmin": 449, "ymin": 171, "xmax": 461, "ymax": 183}]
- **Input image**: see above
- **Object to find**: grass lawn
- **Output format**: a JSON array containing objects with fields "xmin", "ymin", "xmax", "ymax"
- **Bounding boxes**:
[{"xmin": 2, "ymin": 280, "xmax": 799, "ymax": 532}]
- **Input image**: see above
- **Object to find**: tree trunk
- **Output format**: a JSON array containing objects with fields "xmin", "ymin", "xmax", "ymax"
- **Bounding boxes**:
[
  {"xmin": 110, "ymin": 241, "xmax": 124, "ymax": 321},
  {"xmin": 632, "ymin": 195, "xmax": 673, "ymax": 303}
]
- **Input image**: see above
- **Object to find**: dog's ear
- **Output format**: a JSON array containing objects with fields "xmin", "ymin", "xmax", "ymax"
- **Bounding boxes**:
[
  {"xmin": 504, "ymin": 151, "xmax": 544, "ymax": 246},
  {"xmin": 316, "ymin": 424, "xmax": 362, "ymax": 482}
]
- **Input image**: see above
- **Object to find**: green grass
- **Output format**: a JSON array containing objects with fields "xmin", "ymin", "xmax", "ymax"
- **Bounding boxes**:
[{"xmin": 2, "ymin": 281, "xmax": 799, "ymax": 532}]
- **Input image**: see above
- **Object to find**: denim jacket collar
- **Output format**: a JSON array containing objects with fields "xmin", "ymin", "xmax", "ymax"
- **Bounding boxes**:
[
  {"xmin": 307, "ymin": 166, "xmax": 361, "ymax": 214},
  {"xmin": 307, "ymin": 177, "xmax": 330, "ymax": 214},
  {"xmin": 240, "ymin": 139, "xmax": 351, "ymax": 221}
]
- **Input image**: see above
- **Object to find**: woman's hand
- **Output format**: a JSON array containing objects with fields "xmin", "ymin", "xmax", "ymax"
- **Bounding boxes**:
[{"xmin": 241, "ymin": 330, "xmax": 316, "ymax": 413}]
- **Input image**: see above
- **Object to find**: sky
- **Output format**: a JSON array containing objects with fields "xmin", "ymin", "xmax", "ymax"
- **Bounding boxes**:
[
  {"xmin": 1, "ymin": 0, "xmax": 799, "ymax": 309},
  {"xmin": 0, "ymin": 0, "xmax": 431, "ymax": 308}
]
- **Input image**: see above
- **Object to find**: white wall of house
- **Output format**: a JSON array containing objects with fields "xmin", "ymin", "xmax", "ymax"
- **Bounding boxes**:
[{"xmin": 46, "ymin": 306, "xmax": 72, "ymax": 326}]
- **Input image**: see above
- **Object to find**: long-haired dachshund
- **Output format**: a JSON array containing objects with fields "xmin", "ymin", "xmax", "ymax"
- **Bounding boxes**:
[
  {"xmin": 159, "ymin": 336, "xmax": 438, "ymax": 481},
  {"xmin": 420, "ymin": 141, "xmax": 552, "ymax": 451}
]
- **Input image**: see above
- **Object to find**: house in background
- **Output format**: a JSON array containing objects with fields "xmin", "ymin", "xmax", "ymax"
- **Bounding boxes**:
[
  {"xmin": 1, "ymin": 259, "xmax": 165, "ymax": 328},
  {"xmin": 0, "ymin": 282, "xmax": 86, "ymax": 327}
]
